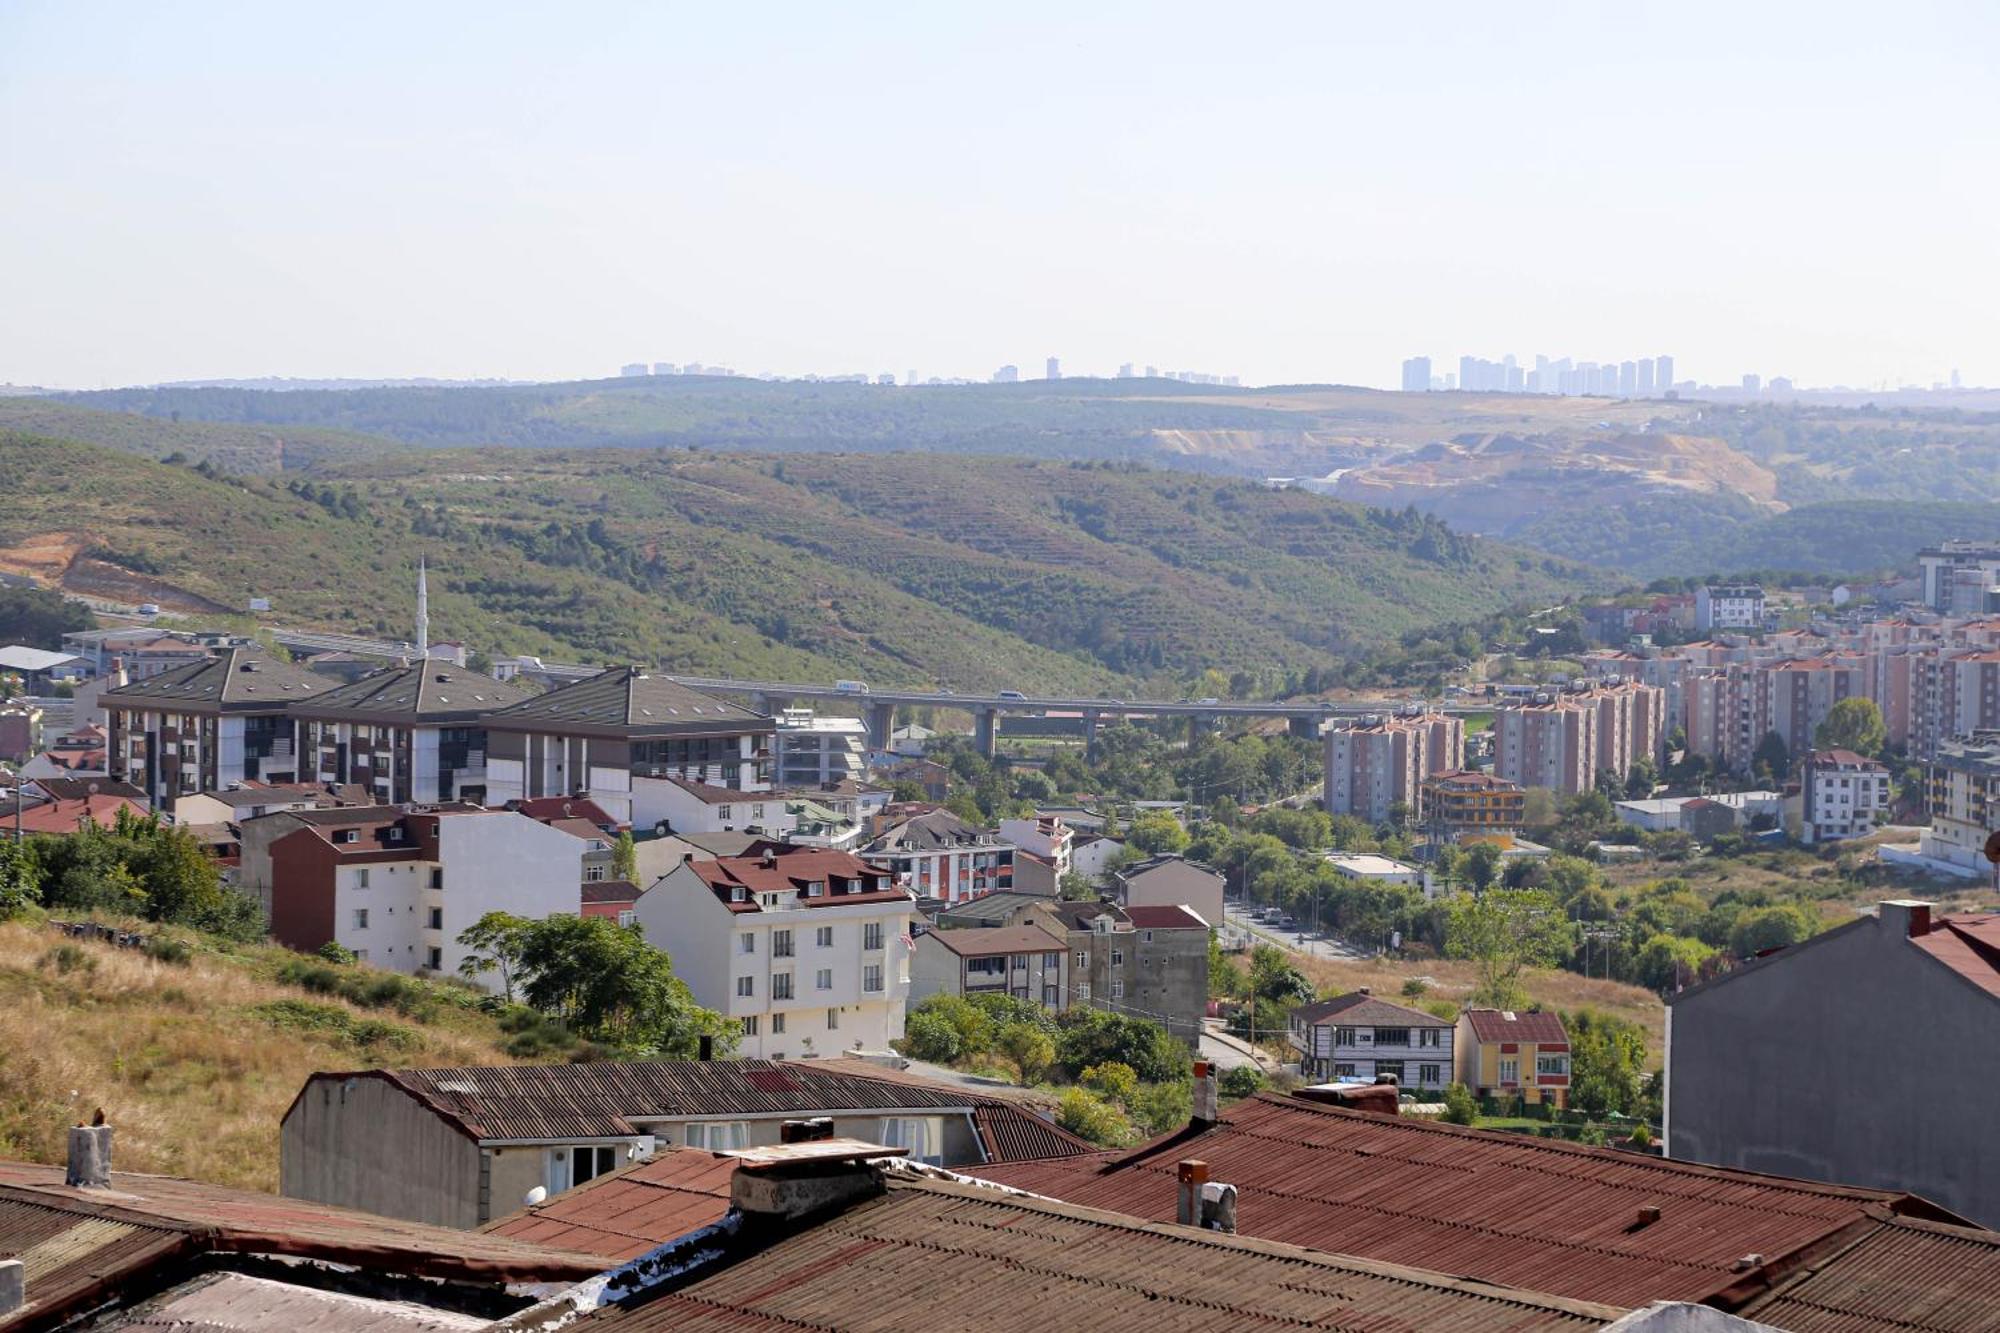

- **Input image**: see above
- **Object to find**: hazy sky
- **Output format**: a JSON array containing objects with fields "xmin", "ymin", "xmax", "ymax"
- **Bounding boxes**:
[{"xmin": 4, "ymin": 1, "xmax": 1995, "ymax": 390}]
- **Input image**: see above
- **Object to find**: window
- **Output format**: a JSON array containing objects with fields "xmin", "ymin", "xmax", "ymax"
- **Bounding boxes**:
[
  {"xmin": 1499, "ymin": 1058, "xmax": 1520, "ymax": 1086},
  {"xmin": 430, "ymin": 868, "xmax": 443, "ymax": 890},
  {"xmin": 1110, "ymin": 980, "xmax": 1124, "ymax": 999},
  {"xmin": 1077, "ymin": 982, "xmax": 1091, "ymax": 1001},
  {"xmin": 717, "ymin": 805, "xmax": 732, "ymax": 820},
  {"xmin": 1042, "ymin": 952, "xmax": 1061, "ymax": 969},
  {"xmin": 352, "ymin": 908, "xmax": 369, "ymax": 930},
  {"xmin": 387, "ymin": 826, "xmax": 404, "ymax": 842},
  {"xmin": 1074, "ymin": 950, "xmax": 1087, "ymax": 968},
  {"xmin": 548, "ymin": 1145, "xmax": 617, "ymax": 1194},
  {"xmin": 864, "ymin": 922, "xmax": 884, "ymax": 951},
  {"xmin": 879, "ymin": 1117, "xmax": 932, "ymax": 1159},
  {"xmin": 355, "ymin": 868, "xmax": 370, "ymax": 888},
  {"xmin": 1334, "ymin": 1026, "xmax": 1357, "ymax": 1046},
  {"xmin": 427, "ymin": 906, "xmax": 443, "ymax": 930},
  {"xmin": 740, "ymin": 932, "xmax": 755, "ymax": 954},
  {"xmin": 1374, "ymin": 1027, "xmax": 1411, "ymax": 1047},
  {"xmin": 863, "ymin": 963, "xmax": 883, "ymax": 993},
  {"xmin": 1536, "ymin": 1053, "xmax": 1570, "ymax": 1077},
  {"xmin": 807, "ymin": 881, "xmax": 824, "ymax": 898},
  {"xmin": 1110, "ymin": 949, "xmax": 1123, "ymax": 966},
  {"xmin": 773, "ymin": 929, "xmax": 794, "ymax": 958},
  {"xmin": 1333, "ymin": 1062, "xmax": 1356, "ymax": 1079},
  {"xmin": 425, "ymin": 946, "xmax": 442, "ymax": 971},
  {"xmin": 816, "ymin": 926, "xmax": 834, "ymax": 948},
  {"xmin": 772, "ymin": 1012, "xmax": 786, "ymax": 1034},
  {"xmin": 1374, "ymin": 1060, "xmax": 1404, "ymax": 1084},
  {"xmin": 684, "ymin": 1122, "xmax": 749, "ymax": 1151},
  {"xmin": 585, "ymin": 863, "xmax": 606, "ymax": 881},
  {"xmin": 816, "ymin": 968, "xmax": 833, "ymax": 991},
  {"xmin": 335, "ymin": 830, "xmax": 357, "ymax": 845},
  {"xmin": 741, "ymin": 1015, "xmax": 759, "ymax": 1037},
  {"xmin": 1419, "ymin": 1028, "xmax": 1441, "ymax": 1048},
  {"xmin": 827, "ymin": 1007, "xmax": 840, "ymax": 1030},
  {"xmin": 772, "ymin": 973, "xmax": 794, "ymax": 1000},
  {"xmin": 736, "ymin": 975, "xmax": 754, "ymax": 998},
  {"xmin": 617, "ymin": 908, "xmax": 637, "ymax": 927},
  {"xmin": 965, "ymin": 956, "xmax": 1006, "ymax": 977},
  {"xmin": 1419, "ymin": 1064, "xmax": 1442, "ymax": 1086}
]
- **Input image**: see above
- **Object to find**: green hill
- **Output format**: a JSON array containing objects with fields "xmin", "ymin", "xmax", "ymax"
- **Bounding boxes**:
[
  {"xmin": 0, "ymin": 431, "xmax": 1602, "ymax": 690},
  {"xmin": 0, "ymin": 398, "xmax": 402, "ymax": 472}
]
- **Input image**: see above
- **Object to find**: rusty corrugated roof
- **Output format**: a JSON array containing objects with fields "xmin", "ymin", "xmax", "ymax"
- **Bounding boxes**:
[
  {"xmin": 572, "ymin": 1174, "xmax": 1625, "ymax": 1330},
  {"xmin": 1731, "ymin": 1208, "xmax": 2000, "ymax": 1332},
  {"xmin": 482, "ymin": 1150, "xmax": 740, "ymax": 1262},
  {"xmin": 0, "ymin": 1193, "xmax": 188, "ymax": 1329},
  {"xmin": 967, "ymin": 1093, "xmax": 1960, "ymax": 1310}
]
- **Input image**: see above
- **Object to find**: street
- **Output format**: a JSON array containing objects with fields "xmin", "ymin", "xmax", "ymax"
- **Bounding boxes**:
[{"xmin": 1221, "ymin": 899, "xmax": 1373, "ymax": 965}]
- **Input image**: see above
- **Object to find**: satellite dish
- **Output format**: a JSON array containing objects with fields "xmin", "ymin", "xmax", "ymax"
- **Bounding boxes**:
[
  {"xmin": 1984, "ymin": 831, "xmax": 2000, "ymax": 866},
  {"xmin": 522, "ymin": 1185, "xmax": 548, "ymax": 1207}
]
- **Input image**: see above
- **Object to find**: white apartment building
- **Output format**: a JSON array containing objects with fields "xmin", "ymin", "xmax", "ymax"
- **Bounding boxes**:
[
  {"xmin": 1287, "ymin": 990, "xmax": 1455, "ymax": 1087},
  {"xmin": 858, "ymin": 807, "xmax": 1017, "ymax": 902},
  {"xmin": 650, "ymin": 777, "xmax": 800, "ymax": 839},
  {"xmin": 1919, "ymin": 734, "xmax": 2000, "ymax": 873},
  {"xmin": 1697, "ymin": 584, "xmax": 1766, "ymax": 631},
  {"xmin": 1797, "ymin": 749, "xmax": 1891, "ymax": 844},
  {"xmin": 634, "ymin": 845, "xmax": 917, "ymax": 1060},
  {"xmin": 998, "ymin": 815, "xmax": 1073, "ymax": 876},
  {"xmin": 773, "ymin": 708, "xmax": 868, "ymax": 788}
]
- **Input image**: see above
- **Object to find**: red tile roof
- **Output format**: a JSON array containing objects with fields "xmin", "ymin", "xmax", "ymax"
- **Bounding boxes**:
[
  {"xmin": 968, "ymin": 1093, "xmax": 1953, "ymax": 1309},
  {"xmin": 1912, "ymin": 913, "xmax": 2000, "ymax": 999},
  {"xmin": 512, "ymin": 795, "xmax": 619, "ymax": 827},
  {"xmin": 1462, "ymin": 1007, "xmax": 1569, "ymax": 1045},
  {"xmin": 580, "ymin": 879, "xmax": 641, "ymax": 905},
  {"xmin": 9, "ymin": 793, "xmax": 147, "ymax": 835},
  {"xmin": 484, "ymin": 1149, "xmax": 738, "ymax": 1261},
  {"xmin": 1123, "ymin": 904, "xmax": 1208, "ymax": 930}
]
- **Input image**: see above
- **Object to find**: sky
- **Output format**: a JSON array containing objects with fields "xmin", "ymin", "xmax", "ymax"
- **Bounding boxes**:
[{"xmin": 3, "ymin": 1, "xmax": 1996, "ymax": 391}]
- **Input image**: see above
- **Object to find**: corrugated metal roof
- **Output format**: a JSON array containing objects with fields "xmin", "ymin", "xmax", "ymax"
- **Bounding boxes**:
[
  {"xmin": 968, "ymin": 1093, "xmax": 1950, "ymax": 1310},
  {"xmin": 971, "ymin": 1103, "xmax": 1097, "ymax": 1164},
  {"xmin": 483, "ymin": 1150, "xmax": 741, "ymax": 1262},
  {"xmin": 311, "ymin": 1061, "xmax": 1097, "ymax": 1162},
  {"xmin": 1463, "ymin": 1007, "xmax": 1571, "ymax": 1044},
  {"xmin": 1733, "ymin": 1209, "xmax": 2000, "ymax": 1332},
  {"xmin": 106, "ymin": 1270, "xmax": 490, "ymax": 1332},
  {"xmin": 573, "ymin": 1174, "xmax": 1624, "ymax": 1331},
  {"xmin": 0, "ymin": 1194, "xmax": 188, "ymax": 1328}
]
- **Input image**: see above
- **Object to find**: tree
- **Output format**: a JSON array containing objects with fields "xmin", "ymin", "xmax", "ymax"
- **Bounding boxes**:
[
  {"xmin": 1444, "ymin": 888, "xmax": 1568, "ymax": 1009},
  {"xmin": 1752, "ymin": 730, "xmax": 1791, "ymax": 785},
  {"xmin": 0, "ymin": 584, "xmax": 94, "ymax": 649},
  {"xmin": 1055, "ymin": 1087, "xmax": 1133, "ymax": 1146},
  {"xmin": 1058, "ymin": 871, "xmax": 1097, "ymax": 901},
  {"xmin": 1126, "ymin": 810, "xmax": 1190, "ymax": 856},
  {"xmin": 900, "ymin": 1011, "xmax": 962, "ymax": 1063},
  {"xmin": 1462, "ymin": 841, "xmax": 1504, "ymax": 893},
  {"xmin": 890, "ymin": 779, "xmax": 925, "ymax": 803},
  {"xmin": 610, "ymin": 831, "xmax": 638, "ymax": 883},
  {"xmin": 1441, "ymin": 1082, "xmax": 1479, "ymax": 1126},
  {"xmin": 0, "ymin": 837, "xmax": 39, "ymax": 918},
  {"xmin": 1054, "ymin": 1008, "xmax": 1186, "ymax": 1084},
  {"xmin": 457, "ymin": 910, "xmax": 533, "ymax": 1001},
  {"xmin": 504, "ymin": 914, "xmax": 736, "ymax": 1057},
  {"xmin": 1728, "ymin": 904, "xmax": 1815, "ymax": 958},
  {"xmin": 1080, "ymin": 1061, "xmax": 1138, "ymax": 1103},
  {"xmin": 1634, "ymin": 933, "xmax": 1714, "ymax": 992},
  {"xmin": 1565, "ymin": 1009, "xmax": 1648, "ymax": 1118},
  {"xmin": 996, "ymin": 1021, "xmax": 1056, "ymax": 1084},
  {"xmin": 1814, "ymin": 697, "xmax": 1885, "ymax": 758}
]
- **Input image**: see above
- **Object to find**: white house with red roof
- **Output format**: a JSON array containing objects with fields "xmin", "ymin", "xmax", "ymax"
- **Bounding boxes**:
[{"xmin": 633, "ymin": 843, "xmax": 917, "ymax": 1060}]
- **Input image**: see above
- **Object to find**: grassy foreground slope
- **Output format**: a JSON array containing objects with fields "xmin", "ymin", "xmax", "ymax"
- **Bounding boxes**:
[
  {"xmin": 0, "ymin": 431, "xmax": 1600, "ymax": 688},
  {"xmin": 0, "ymin": 920, "xmax": 518, "ymax": 1191}
]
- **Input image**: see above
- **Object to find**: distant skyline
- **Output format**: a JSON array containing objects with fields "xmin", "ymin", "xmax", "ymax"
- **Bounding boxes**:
[{"xmin": 3, "ymin": 1, "xmax": 1996, "ymax": 391}]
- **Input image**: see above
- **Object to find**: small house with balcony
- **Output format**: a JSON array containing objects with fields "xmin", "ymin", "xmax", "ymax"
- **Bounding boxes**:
[
  {"xmin": 1455, "ymin": 1007, "xmax": 1570, "ymax": 1109},
  {"xmin": 1287, "ymin": 989, "xmax": 1455, "ymax": 1089},
  {"xmin": 911, "ymin": 922, "xmax": 1069, "ymax": 1014}
]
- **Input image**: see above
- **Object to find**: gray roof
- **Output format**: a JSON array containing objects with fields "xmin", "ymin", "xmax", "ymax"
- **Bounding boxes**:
[
  {"xmin": 1291, "ymin": 991, "xmax": 1454, "ymax": 1028},
  {"xmin": 102, "ymin": 648, "xmax": 338, "ymax": 712},
  {"xmin": 864, "ymin": 808, "xmax": 998, "ymax": 852},
  {"xmin": 483, "ymin": 667, "xmax": 771, "ymax": 737},
  {"xmin": 294, "ymin": 660, "xmax": 533, "ymax": 723}
]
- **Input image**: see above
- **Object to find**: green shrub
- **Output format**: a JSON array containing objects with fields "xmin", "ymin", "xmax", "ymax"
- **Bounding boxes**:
[
  {"xmin": 1219, "ymin": 1065, "xmax": 1265, "ymax": 1099},
  {"xmin": 1056, "ymin": 1087, "xmax": 1134, "ymax": 1146},
  {"xmin": 39, "ymin": 944, "xmax": 94, "ymax": 976},
  {"xmin": 900, "ymin": 1011, "xmax": 963, "ymax": 1064},
  {"xmin": 1441, "ymin": 1082, "xmax": 1478, "ymax": 1126},
  {"xmin": 315, "ymin": 941, "xmax": 358, "ymax": 964},
  {"xmin": 144, "ymin": 935, "xmax": 193, "ymax": 966},
  {"xmin": 1081, "ymin": 1061, "xmax": 1139, "ymax": 1103}
]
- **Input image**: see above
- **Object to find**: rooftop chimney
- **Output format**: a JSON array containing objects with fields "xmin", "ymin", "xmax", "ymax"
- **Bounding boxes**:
[
  {"xmin": 697, "ymin": 1034, "xmax": 714, "ymax": 1062},
  {"xmin": 0, "ymin": 1259, "xmax": 21, "ymax": 1320},
  {"xmin": 1356, "ymin": 986, "xmax": 1370, "ymax": 996},
  {"xmin": 1881, "ymin": 899, "xmax": 1935, "ymax": 938},
  {"xmin": 1190, "ymin": 1061, "xmax": 1218, "ymax": 1127},
  {"xmin": 1175, "ymin": 1159, "xmax": 1209, "ymax": 1227},
  {"xmin": 729, "ymin": 1148, "xmax": 886, "ymax": 1224},
  {"xmin": 67, "ymin": 1122, "xmax": 112, "ymax": 1188}
]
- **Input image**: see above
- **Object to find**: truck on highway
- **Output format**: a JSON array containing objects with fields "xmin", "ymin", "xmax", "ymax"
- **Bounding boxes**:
[{"xmin": 834, "ymin": 680, "xmax": 869, "ymax": 693}]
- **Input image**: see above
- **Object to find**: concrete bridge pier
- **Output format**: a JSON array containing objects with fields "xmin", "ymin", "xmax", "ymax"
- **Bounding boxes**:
[
  {"xmin": 1188, "ymin": 713, "xmax": 1213, "ymax": 747},
  {"xmin": 1083, "ymin": 709, "xmax": 1102, "ymax": 763},
  {"xmin": 865, "ymin": 700, "xmax": 896, "ymax": 753},
  {"xmin": 974, "ymin": 707, "xmax": 999, "ymax": 760},
  {"xmin": 752, "ymin": 691, "xmax": 792, "ymax": 717}
]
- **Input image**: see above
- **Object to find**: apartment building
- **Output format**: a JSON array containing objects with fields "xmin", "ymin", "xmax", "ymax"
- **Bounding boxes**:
[
  {"xmin": 1587, "ymin": 678, "xmax": 1665, "ymax": 780},
  {"xmin": 1493, "ymin": 692, "xmax": 1595, "ymax": 795},
  {"xmin": 103, "ymin": 649, "xmax": 337, "ymax": 806},
  {"xmin": 1919, "ymin": 540, "xmax": 2000, "ymax": 612},
  {"xmin": 1323, "ymin": 711, "xmax": 1464, "ymax": 822},
  {"xmin": 1913, "ymin": 649, "xmax": 2000, "ymax": 759},
  {"xmin": 1696, "ymin": 583, "xmax": 1765, "ymax": 630},
  {"xmin": 1419, "ymin": 769, "xmax": 1526, "ymax": 839},
  {"xmin": 1919, "ymin": 733, "xmax": 2000, "ymax": 873},
  {"xmin": 646, "ymin": 777, "xmax": 798, "ymax": 839},
  {"xmin": 633, "ymin": 844, "xmax": 917, "ymax": 1059},
  {"xmin": 291, "ymin": 660, "xmax": 534, "ymax": 805},
  {"xmin": 1797, "ymin": 748, "xmax": 1891, "ymax": 844},
  {"xmin": 262, "ymin": 806, "xmax": 587, "ymax": 977},
  {"xmin": 480, "ymin": 667, "xmax": 775, "ymax": 830},
  {"xmin": 998, "ymin": 814, "xmax": 1073, "ymax": 876},
  {"xmin": 772, "ymin": 707, "xmax": 868, "ymax": 788},
  {"xmin": 1755, "ymin": 657, "xmax": 1867, "ymax": 765},
  {"xmin": 1114, "ymin": 854, "xmax": 1225, "ymax": 928},
  {"xmin": 858, "ymin": 806, "xmax": 1015, "ymax": 902},
  {"xmin": 1289, "ymin": 989, "xmax": 1454, "ymax": 1087}
]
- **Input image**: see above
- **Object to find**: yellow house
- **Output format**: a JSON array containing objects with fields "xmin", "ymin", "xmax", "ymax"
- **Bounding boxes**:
[{"xmin": 1454, "ymin": 1007, "xmax": 1570, "ymax": 1109}]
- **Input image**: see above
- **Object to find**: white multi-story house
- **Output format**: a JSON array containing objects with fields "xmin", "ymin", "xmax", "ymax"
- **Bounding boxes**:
[
  {"xmin": 649, "ymin": 777, "xmax": 800, "ymax": 839},
  {"xmin": 1798, "ymin": 748, "xmax": 1891, "ymax": 844},
  {"xmin": 999, "ymin": 814, "xmax": 1072, "ymax": 876},
  {"xmin": 260, "ymin": 808, "xmax": 588, "ymax": 978},
  {"xmin": 1697, "ymin": 584, "xmax": 1766, "ymax": 630},
  {"xmin": 1287, "ymin": 989, "xmax": 1455, "ymax": 1090},
  {"xmin": 859, "ymin": 807, "xmax": 1017, "ymax": 902},
  {"xmin": 773, "ymin": 708, "xmax": 868, "ymax": 789},
  {"xmin": 634, "ymin": 844, "xmax": 917, "ymax": 1060}
]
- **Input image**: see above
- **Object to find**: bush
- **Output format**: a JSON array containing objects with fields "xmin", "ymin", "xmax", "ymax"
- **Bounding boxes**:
[
  {"xmin": 1399, "ymin": 977, "xmax": 1430, "ymax": 999},
  {"xmin": 315, "ymin": 941, "xmax": 358, "ymax": 964},
  {"xmin": 1056, "ymin": 1087, "xmax": 1134, "ymax": 1146},
  {"xmin": 144, "ymin": 935, "xmax": 192, "ymax": 966},
  {"xmin": 1081, "ymin": 1061, "xmax": 1138, "ymax": 1103},
  {"xmin": 900, "ymin": 1011, "xmax": 963, "ymax": 1064},
  {"xmin": 1127, "ymin": 1079, "xmax": 1193, "ymax": 1136},
  {"xmin": 1441, "ymin": 1082, "xmax": 1478, "ymax": 1126},
  {"xmin": 39, "ymin": 943, "xmax": 94, "ymax": 976},
  {"xmin": 1219, "ymin": 1065, "xmax": 1265, "ymax": 1099},
  {"xmin": 1054, "ymin": 1008, "xmax": 1187, "ymax": 1084}
]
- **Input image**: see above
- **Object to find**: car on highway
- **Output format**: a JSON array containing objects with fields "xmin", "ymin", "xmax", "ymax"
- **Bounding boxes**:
[
  {"xmin": 998, "ymin": 689, "xmax": 1026, "ymax": 701},
  {"xmin": 1195, "ymin": 696, "xmax": 1220, "ymax": 705},
  {"xmin": 1279, "ymin": 915, "xmax": 1298, "ymax": 931}
]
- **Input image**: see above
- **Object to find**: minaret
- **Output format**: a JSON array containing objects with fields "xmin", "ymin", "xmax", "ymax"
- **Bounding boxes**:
[{"xmin": 416, "ymin": 557, "xmax": 430, "ymax": 659}]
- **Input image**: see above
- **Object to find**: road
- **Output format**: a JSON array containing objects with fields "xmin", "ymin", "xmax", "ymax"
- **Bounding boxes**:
[{"xmin": 1222, "ymin": 899, "xmax": 1372, "ymax": 965}]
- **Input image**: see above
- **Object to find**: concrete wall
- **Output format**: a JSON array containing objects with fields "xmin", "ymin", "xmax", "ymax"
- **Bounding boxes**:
[
  {"xmin": 1668, "ymin": 905, "xmax": 2000, "ymax": 1227},
  {"xmin": 281, "ymin": 1076, "xmax": 486, "ymax": 1228}
]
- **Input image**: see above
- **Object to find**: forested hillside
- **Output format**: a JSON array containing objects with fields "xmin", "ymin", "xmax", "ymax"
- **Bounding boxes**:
[{"xmin": 0, "ymin": 431, "xmax": 1601, "ymax": 691}]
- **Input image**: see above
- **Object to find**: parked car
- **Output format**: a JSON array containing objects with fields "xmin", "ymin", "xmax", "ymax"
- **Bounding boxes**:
[{"xmin": 1280, "ymin": 915, "xmax": 1298, "ymax": 931}]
